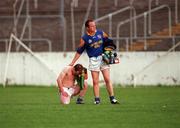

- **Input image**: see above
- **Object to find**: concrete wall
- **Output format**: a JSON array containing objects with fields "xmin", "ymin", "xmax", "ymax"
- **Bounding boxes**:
[{"xmin": 0, "ymin": 52, "xmax": 180, "ymax": 86}]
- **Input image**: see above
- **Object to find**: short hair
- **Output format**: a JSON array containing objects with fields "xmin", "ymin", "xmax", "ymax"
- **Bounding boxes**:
[
  {"xmin": 74, "ymin": 64, "xmax": 83, "ymax": 72},
  {"xmin": 85, "ymin": 19, "xmax": 94, "ymax": 28}
]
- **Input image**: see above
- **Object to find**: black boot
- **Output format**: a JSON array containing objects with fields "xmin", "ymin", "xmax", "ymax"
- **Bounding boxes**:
[{"xmin": 76, "ymin": 97, "xmax": 84, "ymax": 104}]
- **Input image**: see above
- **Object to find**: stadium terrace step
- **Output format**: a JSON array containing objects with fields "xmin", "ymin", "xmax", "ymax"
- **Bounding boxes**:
[
  {"xmin": 129, "ymin": 39, "xmax": 161, "ymax": 51},
  {"xmin": 155, "ymin": 23, "xmax": 180, "ymax": 36},
  {"xmin": 129, "ymin": 23, "xmax": 180, "ymax": 51},
  {"xmin": 0, "ymin": 0, "xmax": 179, "ymax": 52}
]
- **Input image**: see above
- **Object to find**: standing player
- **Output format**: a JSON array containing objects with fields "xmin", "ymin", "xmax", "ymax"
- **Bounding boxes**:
[
  {"xmin": 69, "ymin": 19, "xmax": 118, "ymax": 104},
  {"xmin": 57, "ymin": 64, "xmax": 88, "ymax": 104}
]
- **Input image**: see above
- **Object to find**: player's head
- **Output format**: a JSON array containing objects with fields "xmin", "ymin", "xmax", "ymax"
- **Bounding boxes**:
[
  {"xmin": 85, "ymin": 19, "xmax": 96, "ymax": 33},
  {"xmin": 74, "ymin": 64, "xmax": 84, "ymax": 75}
]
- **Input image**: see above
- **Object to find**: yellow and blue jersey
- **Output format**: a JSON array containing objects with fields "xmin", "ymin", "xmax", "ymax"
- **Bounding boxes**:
[{"xmin": 77, "ymin": 29, "xmax": 108, "ymax": 57}]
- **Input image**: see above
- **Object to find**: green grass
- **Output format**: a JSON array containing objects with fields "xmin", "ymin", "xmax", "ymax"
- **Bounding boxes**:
[{"xmin": 0, "ymin": 86, "xmax": 180, "ymax": 128}]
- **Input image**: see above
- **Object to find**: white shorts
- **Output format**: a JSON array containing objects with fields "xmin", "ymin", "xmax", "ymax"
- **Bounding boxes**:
[
  {"xmin": 89, "ymin": 55, "xmax": 110, "ymax": 71},
  {"xmin": 62, "ymin": 87, "xmax": 75, "ymax": 97},
  {"xmin": 60, "ymin": 87, "xmax": 75, "ymax": 104}
]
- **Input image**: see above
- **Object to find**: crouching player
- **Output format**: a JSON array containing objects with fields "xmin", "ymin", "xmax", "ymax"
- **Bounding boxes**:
[{"xmin": 57, "ymin": 64, "xmax": 88, "ymax": 104}]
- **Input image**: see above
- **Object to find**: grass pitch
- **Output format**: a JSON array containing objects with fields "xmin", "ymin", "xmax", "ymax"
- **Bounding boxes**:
[{"xmin": 0, "ymin": 85, "xmax": 180, "ymax": 128}]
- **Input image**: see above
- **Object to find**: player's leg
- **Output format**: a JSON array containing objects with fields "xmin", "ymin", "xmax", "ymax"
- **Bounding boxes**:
[
  {"xmin": 78, "ymin": 80, "xmax": 88, "ymax": 97},
  {"xmin": 73, "ymin": 82, "xmax": 88, "ymax": 104},
  {"xmin": 91, "ymin": 71, "xmax": 101, "ymax": 104},
  {"xmin": 101, "ymin": 68, "xmax": 114, "ymax": 95},
  {"xmin": 60, "ymin": 87, "xmax": 71, "ymax": 104},
  {"xmin": 101, "ymin": 68, "xmax": 119, "ymax": 104},
  {"xmin": 76, "ymin": 81, "xmax": 88, "ymax": 104},
  {"xmin": 88, "ymin": 56, "xmax": 102, "ymax": 104}
]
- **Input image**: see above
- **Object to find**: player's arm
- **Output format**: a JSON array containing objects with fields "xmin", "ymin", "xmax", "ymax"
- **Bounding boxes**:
[
  {"xmin": 102, "ymin": 31, "xmax": 110, "ymax": 44},
  {"xmin": 69, "ymin": 38, "xmax": 85, "ymax": 66},
  {"xmin": 103, "ymin": 31, "xmax": 109, "ymax": 38},
  {"xmin": 57, "ymin": 68, "xmax": 69, "ymax": 97},
  {"xmin": 102, "ymin": 31, "xmax": 116, "ymax": 50},
  {"xmin": 56, "ymin": 68, "xmax": 67, "ymax": 93}
]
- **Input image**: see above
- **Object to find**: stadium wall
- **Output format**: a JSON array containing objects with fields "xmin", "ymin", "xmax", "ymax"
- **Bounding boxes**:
[{"xmin": 0, "ymin": 52, "xmax": 180, "ymax": 86}]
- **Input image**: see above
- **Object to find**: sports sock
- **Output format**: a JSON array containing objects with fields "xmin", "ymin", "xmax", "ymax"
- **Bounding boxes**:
[
  {"xmin": 77, "ymin": 97, "xmax": 83, "ymax": 101},
  {"xmin": 109, "ymin": 96, "xmax": 115, "ymax": 101},
  {"xmin": 95, "ymin": 97, "xmax": 100, "ymax": 102}
]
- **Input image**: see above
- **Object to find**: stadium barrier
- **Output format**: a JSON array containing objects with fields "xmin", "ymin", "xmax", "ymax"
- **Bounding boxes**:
[
  {"xmin": 2, "ymin": 34, "xmax": 56, "ymax": 87},
  {"xmin": 0, "ymin": 51, "xmax": 180, "ymax": 86}
]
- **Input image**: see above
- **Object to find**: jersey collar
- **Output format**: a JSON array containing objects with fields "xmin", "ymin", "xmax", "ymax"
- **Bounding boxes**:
[{"xmin": 86, "ymin": 30, "xmax": 97, "ymax": 36}]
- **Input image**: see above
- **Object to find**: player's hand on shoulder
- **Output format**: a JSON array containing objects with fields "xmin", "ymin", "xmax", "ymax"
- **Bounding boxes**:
[{"xmin": 68, "ymin": 63, "xmax": 73, "ymax": 66}]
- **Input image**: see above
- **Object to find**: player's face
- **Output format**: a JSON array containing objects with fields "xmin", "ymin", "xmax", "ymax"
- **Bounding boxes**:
[
  {"xmin": 75, "ymin": 70, "xmax": 82, "ymax": 76},
  {"xmin": 87, "ymin": 21, "xmax": 96, "ymax": 33},
  {"xmin": 74, "ymin": 68, "xmax": 83, "ymax": 76}
]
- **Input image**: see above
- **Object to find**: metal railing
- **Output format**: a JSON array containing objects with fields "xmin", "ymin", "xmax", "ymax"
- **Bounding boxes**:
[
  {"xmin": 112, "ymin": 35, "xmax": 180, "ymax": 52},
  {"xmin": 0, "ymin": 38, "xmax": 52, "ymax": 52},
  {"xmin": 148, "ymin": 0, "xmax": 159, "ymax": 35},
  {"xmin": 0, "ymin": 15, "xmax": 66, "ymax": 51},
  {"xmin": 95, "ymin": 5, "xmax": 137, "ymax": 37},
  {"xmin": 148, "ymin": 0, "xmax": 179, "ymax": 35},
  {"xmin": 116, "ymin": 5, "xmax": 172, "ymax": 50},
  {"xmin": 81, "ymin": 0, "xmax": 94, "ymax": 36},
  {"xmin": 13, "ymin": 0, "xmax": 31, "ymax": 51},
  {"xmin": 94, "ymin": 0, "xmax": 135, "ymax": 20},
  {"xmin": 79, "ymin": 0, "xmax": 125, "ymax": 37},
  {"xmin": 70, "ymin": 0, "xmax": 136, "ymax": 50},
  {"xmin": 13, "ymin": 0, "xmax": 26, "ymax": 36},
  {"xmin": 29, "ymin": 15, "xmax": 67, "ymax": 51},
  {"xmin": 11, "ymin": 0, "xmax": 67, "ymax": 51},
  {"xmin": 70, "ymin": 0, "xmax": 94, "ymax": 50},
  {"xmin": 175, "ymin": 0, "xmax": 178, "ymax": 24},
  {"xmin": 70, "ymin": 0, "xmax": 77, "ymax": 50}
]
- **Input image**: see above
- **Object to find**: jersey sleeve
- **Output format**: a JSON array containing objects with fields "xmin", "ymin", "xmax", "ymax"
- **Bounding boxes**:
[
  {"xmin": 103, "ymin": 31, "xmax": 108, "ymax": 38},
  {"xmin": 76, "ymin": 38, "xmax": 86, "ymax": 54},
  {"xmin": 102, "ymin": 31, "xmax": 109, "ymax": 42}
]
